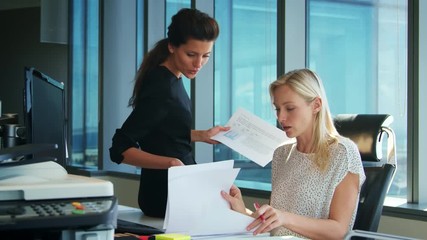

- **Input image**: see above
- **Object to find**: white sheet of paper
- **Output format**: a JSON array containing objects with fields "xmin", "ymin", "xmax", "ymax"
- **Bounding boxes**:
[
  {"xmin": 192, "ymin": 234, "xmax": 302, "ymax": 240},
  {"xmin": 211, "ymin": 108, "xmax": 295, "ymax": 167},
  {"xmin": 163, "ymin": 160, "xmax": 234, "ymax": 229},
  {"xmin": 163, "ymin": 160, "xmax": 254, "ymax": 236}
]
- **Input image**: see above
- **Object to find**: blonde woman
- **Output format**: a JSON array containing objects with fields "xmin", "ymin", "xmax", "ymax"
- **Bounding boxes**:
[{"xmin": 222, "ymin": 68, "xmax": 365, "ymax": 239}]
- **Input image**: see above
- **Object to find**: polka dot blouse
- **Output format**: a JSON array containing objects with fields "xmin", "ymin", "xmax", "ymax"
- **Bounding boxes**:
[{"xmin": 270, "ymin": 136, "xmax": 366, "ymax": 237}]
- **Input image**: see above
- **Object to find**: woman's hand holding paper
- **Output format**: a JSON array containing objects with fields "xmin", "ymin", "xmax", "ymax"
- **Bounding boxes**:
[{"xmin": 221, "ymin": 184, "xmax": 248, "ymax": 215}]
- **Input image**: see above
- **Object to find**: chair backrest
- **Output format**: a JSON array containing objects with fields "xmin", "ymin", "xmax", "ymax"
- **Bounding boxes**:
[{"xmin": 334, "ymin": 114, "xmax": 397, "ymax": 232}]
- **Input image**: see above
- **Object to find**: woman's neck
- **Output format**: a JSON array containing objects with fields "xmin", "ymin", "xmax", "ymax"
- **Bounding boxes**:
[
  {"xmin": 161, "ymin": 59, "xmax": 181, "ymax": 78},
  {"xmin": 296, "ymin": 134, "xmax": 314, "ymax": 153}
]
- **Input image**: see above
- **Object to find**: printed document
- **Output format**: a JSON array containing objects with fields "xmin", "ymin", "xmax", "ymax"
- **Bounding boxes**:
[
  {"xmin": 211, "ymin": 108, "xmax": 295, "ymax": 167},
  {"xmin": 163, "ymin": 160, "xmax": 255, "ymax": 236}
]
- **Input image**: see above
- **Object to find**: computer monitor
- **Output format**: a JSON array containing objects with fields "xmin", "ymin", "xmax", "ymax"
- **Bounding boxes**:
[{"xmin": 24, "ymin": 67, "xmax": 68, "ymax": 166}]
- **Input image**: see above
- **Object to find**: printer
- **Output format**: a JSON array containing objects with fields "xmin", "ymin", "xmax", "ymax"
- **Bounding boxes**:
[
  {"xmin": 0, "ymin": 68, "xmax": 117, "ymax": 239},
  {"xmin": 0, "ymin": 138, "xmax": 118, "ymax": 239}
]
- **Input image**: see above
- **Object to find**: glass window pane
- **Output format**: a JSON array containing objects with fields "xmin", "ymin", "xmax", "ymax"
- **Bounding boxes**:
[
  {"xmin": 214, "ymin": 0, "xmax": 277, "ymax": 190},
  {"xmin": 70, "ymin": 0, "xmax": 99, "ymax": 168},
  {"xmin": 308, "ymin": 0, "xmax": 407, "ymax": 199},
  {"xmin": 71, "ymin": 0, "xmax": 84, "ymax": 166}
]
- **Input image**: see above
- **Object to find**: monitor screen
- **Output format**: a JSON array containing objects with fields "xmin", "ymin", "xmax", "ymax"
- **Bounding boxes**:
[{"xmin": 24, "ymin": 67, "xmax": 67, "ymax": 166}]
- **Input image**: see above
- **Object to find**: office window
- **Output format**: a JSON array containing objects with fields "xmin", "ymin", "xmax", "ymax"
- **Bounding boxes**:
[
  {"xmin": 213, "ymin": 0, "xmax": 409, "ymax": 198},
  {"xmin": 214, "ymin": 0, "xmax": 277, "ymax": 190},
  {"xmin": 136, "ymin": 0, "xmax": 144, "ymax": 69},
  {"xmin": 70, "ymin": 0, "xmax": 99, "ymax": 168},
  {"xmin": 307, "ymin": 0, "xmax": 407, "ymax": 199},
  {"xmin": 166, "ymin": 0, "xmax": 191, "ymax": 32}
]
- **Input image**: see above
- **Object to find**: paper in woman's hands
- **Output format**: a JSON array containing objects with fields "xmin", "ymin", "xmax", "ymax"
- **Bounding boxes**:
[
  {"xmin": 163, "ymin": 160, "xmax": 254, "ymax": 236},
  {"xmin": 211, "ymin": 108, "xmax": 295, "ymax": 167}
]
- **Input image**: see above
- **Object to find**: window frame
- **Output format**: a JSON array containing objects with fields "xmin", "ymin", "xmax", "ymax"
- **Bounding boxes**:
[{"xmin": 407, "ymin": 0, "xmax": 427, "ymax": 204}]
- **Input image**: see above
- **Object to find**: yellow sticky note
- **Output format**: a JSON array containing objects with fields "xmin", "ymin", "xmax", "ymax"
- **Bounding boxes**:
[{"xmin": 154, "ymin": 233, "xmax": 191, "ymax": 240}]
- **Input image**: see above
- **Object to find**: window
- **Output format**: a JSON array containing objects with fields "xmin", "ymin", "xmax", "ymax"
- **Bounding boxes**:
[
  {"xmin": 70, "ymin": 0, "xmax": 99, "ymax": 168},
  {"xmin": 308, "ymin": 0, "xmax": 408, "ymax": 199},
  {"xmin": 213, "ymin": 0, "xmax": 408, "ymax": 200},
  {"xmin": 214, "ymin": 0, "xmax": 277, "ymax": 190}
]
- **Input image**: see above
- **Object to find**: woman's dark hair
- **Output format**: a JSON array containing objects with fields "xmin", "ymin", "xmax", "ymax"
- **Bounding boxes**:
[{"xmin": 129, "ymin": 8, "xmax": 219, "ymax": 108}]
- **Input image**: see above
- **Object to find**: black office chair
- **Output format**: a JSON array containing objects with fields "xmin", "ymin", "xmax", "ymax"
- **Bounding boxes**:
[{"xmin": 334, "ymin": 114, "xmax": 397, "ymax": 233}]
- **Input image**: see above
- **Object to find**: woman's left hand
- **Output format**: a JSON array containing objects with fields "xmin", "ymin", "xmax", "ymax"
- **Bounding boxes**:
[
  {"xmin": 207, "ymin": 125, "xmax": 230, "ymax": 144},
  {"xmin": 191, "ymin": 126, "xmax": 230, "ymax": 143},
  {"xmin": 221, "ymin": 184, "xmax": 247, "ymax": 214},
  {"xmin": 247, "ymin": 204, "xmax": 286, "ymax": 235}
]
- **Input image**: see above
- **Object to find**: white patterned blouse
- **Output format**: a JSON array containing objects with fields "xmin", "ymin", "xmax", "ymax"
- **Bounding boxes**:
[{"xmin": 270, "ymin": 136, "xmax": 366, "ymax": 238}]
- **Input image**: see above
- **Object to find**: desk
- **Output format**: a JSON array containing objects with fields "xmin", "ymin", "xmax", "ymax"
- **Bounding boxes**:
[
  {"xmin": 118, "ymin": 205, "xmax": 164, "ymax": 230},
  {"xmin": 118, "ymin": 206, "xmax": 417, "ymax": 240},
  {"xmin": 117, "ymin": 205, "xmax": 301, "ymax": 240}
]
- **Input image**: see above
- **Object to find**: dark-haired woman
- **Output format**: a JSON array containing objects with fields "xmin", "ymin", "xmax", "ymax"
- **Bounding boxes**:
[{"xmin": 109, "ymin": 8, "xmax": 227, "ymax": 218}]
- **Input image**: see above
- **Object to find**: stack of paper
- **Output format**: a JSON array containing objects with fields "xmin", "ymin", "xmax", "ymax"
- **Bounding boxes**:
[{"xmin": 163, "ymin": 160, "xmax": 254, "ymax": 237}]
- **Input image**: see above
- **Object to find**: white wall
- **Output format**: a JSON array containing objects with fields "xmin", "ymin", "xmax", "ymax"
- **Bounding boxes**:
[
  {"xmin": 0, "ymin": 7, "xmax": 68, "ymax": 119},
  {"xmin": 379, "ymin": 216, "xmax": 427, "ymax": 239},
  {"xmin": 95, "ymin": 175, "xmax": 140, "ymax": 208}
]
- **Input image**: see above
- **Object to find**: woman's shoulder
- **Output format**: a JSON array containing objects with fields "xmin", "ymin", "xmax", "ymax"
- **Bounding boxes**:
[
  {"xmin": 333, "ymin": 135, "xmax": 366, "ymax": 185},
  {"xmin": 276, "ymin": 142, "xmax": 295, "ymax": 151},
  {"xmin": 273, "ymin": 143, "xmax": 295, "ymax": 157},
  {"xmin": 332, "ymin": 135, "xmax": 363, "ymax": 166},
  {"xmin": 146, "ymin": 66, "xmax": 176, "ymax": 82},
  {"xmin": 335, "ymin": 135, "xmax": 359, "ymax": 153},
  {"xmin": 141, "ymin": 66, "xmax": 177, "ymax": 95}
]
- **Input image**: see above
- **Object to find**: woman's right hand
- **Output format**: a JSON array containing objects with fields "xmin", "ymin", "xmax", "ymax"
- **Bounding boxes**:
[{"xmin": 221, "ymin": 184, "xmax": 248, "ymax": 215}]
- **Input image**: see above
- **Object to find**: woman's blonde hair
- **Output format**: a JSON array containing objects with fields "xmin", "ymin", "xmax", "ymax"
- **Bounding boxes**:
[{"xmin": 269, "ymin": 68, "xmax": 340, "ymax": 171}]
